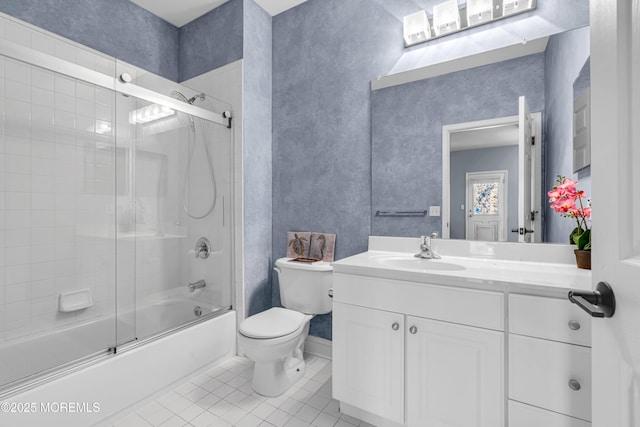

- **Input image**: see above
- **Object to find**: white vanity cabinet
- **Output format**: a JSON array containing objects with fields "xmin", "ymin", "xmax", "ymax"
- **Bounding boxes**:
[
  {"xmin": 508, "ymin": 294, "xmax": 592, "ymax": 426},
  {"xmin": 332, "ymin": 302, "xmax": 405, "ymax": 424},
  {"xmin": 405, "ymin": 316, "xmax": 503, "ymax": 427},
  {"xmin": 332, "ymin": 273, "xmax": 505, "ymax": 427}
]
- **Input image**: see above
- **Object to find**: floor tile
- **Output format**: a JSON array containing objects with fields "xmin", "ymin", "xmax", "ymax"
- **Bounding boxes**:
[{"xmin": 109, "ymin": 356, "xmax": 365, "ymax": 427}]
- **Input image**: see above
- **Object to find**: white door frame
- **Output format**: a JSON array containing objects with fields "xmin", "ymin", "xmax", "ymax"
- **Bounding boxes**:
[
  {"xmin": 442, "ymin": 113, "xmax": 542, "ymax": 240},
  {"xmin": 465, "ymin": 170, "xmax": 508, "ymax": 242}
]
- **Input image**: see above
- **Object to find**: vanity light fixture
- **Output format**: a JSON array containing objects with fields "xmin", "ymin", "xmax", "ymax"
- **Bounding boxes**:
[
  {"xmin": 433, "ymin": 0, "xmax": 461, "ymax": 36},
  {"xmin": 128, "ymin": 104, "xmax": 175, "ymax": 125},
  {"xmin": 403, "ymin": 0, "xmax": 536, "ymax": 47},
  {"xmin": 403, "ymin": 10, "xmax": 431, "ymax": 46},
  {"xmin": 467, "ymin": 0, "xmax": 496, "ymax": 27}
]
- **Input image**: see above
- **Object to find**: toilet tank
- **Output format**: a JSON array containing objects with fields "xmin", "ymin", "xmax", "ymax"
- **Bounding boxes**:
[{"xmin": 274, "ymin": 258, "xmax": 333, "ymax": 315}]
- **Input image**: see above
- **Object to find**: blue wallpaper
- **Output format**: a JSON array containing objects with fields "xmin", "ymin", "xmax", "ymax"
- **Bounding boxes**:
[
  {"xmin": 371, "ymin": 53, "xmax": 545, "ymax": 238},
  {"xmin": 450, "ymin": 146, "xmax": 519, "ymax": 242},
  {"xmin": 544, "ymin": 27, "xmax": 591, "ymax": 243},
  {"xmin": 272, "ymin": 0, "xmax": 404, "ymax": 340},
  {"xmin": 0, "ymin": 0, "xmax": 180, "ymax": 81},
  {"xmin": 178, "ymin": 0, "xmax": 244, "ymax": 82},
  {"xmin": 242, "ymin": 0, "xmax": 273, "ymax": 317}
]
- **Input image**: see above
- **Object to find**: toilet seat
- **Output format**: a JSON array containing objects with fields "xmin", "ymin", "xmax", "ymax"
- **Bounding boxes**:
[{"xmin": 239, "ymin": 307, "xmax": 308, "ymax": 339}]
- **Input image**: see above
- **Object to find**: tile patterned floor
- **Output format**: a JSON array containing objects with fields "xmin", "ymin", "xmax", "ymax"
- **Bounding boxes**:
[{"xmin": 107, "ymin": 356, "xmax": 371, "ymax": 427}]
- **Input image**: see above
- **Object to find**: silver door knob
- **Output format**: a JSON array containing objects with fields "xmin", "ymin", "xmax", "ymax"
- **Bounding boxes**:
[
  {"xmin": 568, "ymin": 379, "xmax": 581, "ymax": 391},
  {"xmin": 409, "ymin": 326, "xmax": 418, "ymax": 334},
  {"xmin": 568, "ymin": 320, "xmax": 581, "ymax": 330},
  {"xmin": 392, "ymin": 322, "xmax": 400, "ymax": 331}
]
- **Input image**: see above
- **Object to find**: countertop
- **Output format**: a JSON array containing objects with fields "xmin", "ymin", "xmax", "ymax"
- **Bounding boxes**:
[{"xmin": 332, "ymin": 250, "xmax": 593, "ymax": 296}]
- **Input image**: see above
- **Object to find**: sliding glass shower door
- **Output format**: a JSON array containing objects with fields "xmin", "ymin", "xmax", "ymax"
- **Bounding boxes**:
[{"xmin": 0, "ymin": 56, "xmax": 118, "ymax": 390}]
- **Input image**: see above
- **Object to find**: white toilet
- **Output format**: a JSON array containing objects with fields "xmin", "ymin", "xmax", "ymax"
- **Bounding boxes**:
[{"xmin": 238, "ymin": 257, "xmax": 333, "ymax": 397}]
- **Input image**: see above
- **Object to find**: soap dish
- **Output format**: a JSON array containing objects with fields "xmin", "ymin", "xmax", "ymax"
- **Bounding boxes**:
[{"xmin": 58, "ymin": 289, "xmax": 93, "ymax": 312}]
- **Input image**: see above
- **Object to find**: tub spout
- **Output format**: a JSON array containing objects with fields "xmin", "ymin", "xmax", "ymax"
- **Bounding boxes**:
[{"xmin": 188, "ymin": 280, "xmax": 206, "ymax": 292}]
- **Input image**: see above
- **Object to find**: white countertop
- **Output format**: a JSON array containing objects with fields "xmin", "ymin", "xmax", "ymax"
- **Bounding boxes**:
[{"xmin": 332, "ymin": 249, "xmax": 593, "ymax": 296}]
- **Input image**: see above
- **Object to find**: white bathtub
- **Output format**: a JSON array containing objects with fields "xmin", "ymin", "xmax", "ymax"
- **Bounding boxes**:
[
  {"xmin": 2, "ymin": 308, "xmax": 235, "ymax": 427},
  {"xmin": 0, "ymin": 298, "xmax": 226, "ymax": 390}
]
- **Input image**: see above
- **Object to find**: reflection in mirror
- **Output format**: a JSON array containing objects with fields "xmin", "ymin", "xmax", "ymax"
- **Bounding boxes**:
[
  {"xmin": 572, "ymin": 58, "xmax": 591, "ymax": 173},
  {"xmin": 371, "ymin": 26, "xmax": 590, "ymax": 244}
]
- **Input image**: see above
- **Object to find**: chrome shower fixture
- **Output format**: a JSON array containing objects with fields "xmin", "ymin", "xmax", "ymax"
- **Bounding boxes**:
[{"xmin": 171, "ymin": 90, "xmax": 205, "ymax": 105}]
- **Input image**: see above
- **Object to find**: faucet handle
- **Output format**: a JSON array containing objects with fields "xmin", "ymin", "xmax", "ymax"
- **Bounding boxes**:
[{"xmin": 430, "ymin": 231, "xmax": 439, "ymax": 239}]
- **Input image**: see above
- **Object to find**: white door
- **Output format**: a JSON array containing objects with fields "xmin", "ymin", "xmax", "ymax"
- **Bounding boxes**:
[
  {"xmin": 332, "ymin": 302, "xmax": 405, "ymax": 424},
  {"xmin": 406, "ymin": 316, "xmax": 504, "ymax": 427},
  {"xmin": 591, "ymin": 0, "xmax": 640, "ymax": 425},
  {"xmin": 518, "ymin": 96, "xmax": 534, "ymax": 243},
  {"xmin": 465, "ymin": 171, "xmax": 507, "ymax": 241}
]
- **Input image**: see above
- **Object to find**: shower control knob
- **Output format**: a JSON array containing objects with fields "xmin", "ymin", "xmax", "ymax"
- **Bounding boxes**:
[{"xmin": 119, "ymin": 73, "xmax": 132, "ymax": 83}]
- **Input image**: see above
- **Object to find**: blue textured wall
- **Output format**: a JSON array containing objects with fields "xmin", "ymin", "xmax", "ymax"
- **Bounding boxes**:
[
  {"xmin": 544, "ymin": 26, "xmax": 591, "ymax": 243},
  {"xmin": 0, "ymin": 0, "xmax": 179, "ymax": 81},
  {"xmin": 450, "ymin": 146, "xmax": 519, "ymax": 242},
  {"xmin": 243, "ymin": 0, "xmax": 273, "ymax": 317},
  {"xmin": 272, "ymin": 0, "xmax": 404, "ymax": 340},
  {"xmin": 178, "ymin": 0, "xmax": 244, "ymax": 82},
  {"xmin": 371, "ymin": 53, "xmax": 545, "ymax": 238}
]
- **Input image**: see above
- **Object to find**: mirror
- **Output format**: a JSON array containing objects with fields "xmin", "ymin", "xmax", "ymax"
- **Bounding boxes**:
[{"xmin": 371, "ymin": 25, "xmax": 590, "ymax": 243}]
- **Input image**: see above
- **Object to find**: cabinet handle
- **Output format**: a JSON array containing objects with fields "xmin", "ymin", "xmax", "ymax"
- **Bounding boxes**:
[
  {"xmin": 568, "ymin": 379, "xmax": 581, "ymax": 391},
  {"xmin": 392, "ymin": 322, "xmax": 400, "ymax": 331},
  {"xmin": 568, "ymin": 320, "xmax": 581, "ymax": 331},
  {"xmin": 409, "ymin": 326, "xmax": 417, "ymax": 334}
]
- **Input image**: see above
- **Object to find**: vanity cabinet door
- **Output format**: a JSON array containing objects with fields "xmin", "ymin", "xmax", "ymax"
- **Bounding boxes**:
[
  {"xmin": 406, "ymin": 316, "xmax": 504, "ymax": 427},
  {"xmin": 332, "ymin": 302, "xmax": 405, "ymax": 424}
]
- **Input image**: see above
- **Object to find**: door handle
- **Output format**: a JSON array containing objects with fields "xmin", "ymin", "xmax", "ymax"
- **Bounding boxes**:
[
  {"xmin": 511, "ymin": 228, "xmax": 534, "ymax": 234},
  {"xmin": 568, "ymin": 281, "xmax": 616, "ymax": 318}
]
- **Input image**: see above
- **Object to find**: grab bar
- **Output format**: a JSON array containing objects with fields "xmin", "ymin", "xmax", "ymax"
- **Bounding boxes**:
[
  {"xmin": 375, "ymin": 210, "xmax": 428, "ymax": 217},
  {"xmin": 188, "ymin": 280, "xmax": 206, "ymax": 292}
]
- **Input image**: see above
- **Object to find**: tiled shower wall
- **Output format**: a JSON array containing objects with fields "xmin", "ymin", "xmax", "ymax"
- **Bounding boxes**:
[{"xmin": 0, "ymin": 14, "xmax": 119, "ymax": 342}]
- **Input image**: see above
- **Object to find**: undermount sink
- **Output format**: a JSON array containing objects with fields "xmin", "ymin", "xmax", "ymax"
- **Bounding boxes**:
[{"xmin": 377, "ymin": 256, "xmax": 466, "ymax": 271}]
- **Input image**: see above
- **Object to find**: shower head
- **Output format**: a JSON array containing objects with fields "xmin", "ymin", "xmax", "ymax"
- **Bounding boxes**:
[{"xmin": 171, "ymin": 90, "xmax": 205, "ymax": 105}]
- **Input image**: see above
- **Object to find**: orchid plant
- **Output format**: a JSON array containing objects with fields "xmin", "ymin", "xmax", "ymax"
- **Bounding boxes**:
[{"xmin": 548, "ymin": 175, "xmax": 591, "ymax": 251}]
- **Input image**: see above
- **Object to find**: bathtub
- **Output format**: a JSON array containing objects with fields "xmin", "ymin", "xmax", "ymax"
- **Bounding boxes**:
[{"xmin": 2, "ymin": 304, "xmax": 235, "ymax": 427}]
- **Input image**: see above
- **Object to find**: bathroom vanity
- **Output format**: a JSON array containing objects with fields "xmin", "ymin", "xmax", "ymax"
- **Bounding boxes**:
[{"xmin": 331, "ymin": 237, "xmax": 593, "ymax": 427}]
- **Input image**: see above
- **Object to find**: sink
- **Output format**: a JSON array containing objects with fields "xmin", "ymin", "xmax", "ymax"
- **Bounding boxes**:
[{"xmin": 377, "ymin": 256, "xmax": 466, "ymax": 272}]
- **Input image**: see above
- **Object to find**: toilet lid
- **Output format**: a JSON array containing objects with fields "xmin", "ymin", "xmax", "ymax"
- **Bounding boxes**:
[{"xmin": 239, "ymin": 307, "xmax": 307, "ymax": 339}]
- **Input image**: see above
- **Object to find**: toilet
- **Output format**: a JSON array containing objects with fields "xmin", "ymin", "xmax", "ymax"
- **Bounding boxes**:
[{"xmin": 238, "ymin": 257, "xmax": 333, "ymax": 397}]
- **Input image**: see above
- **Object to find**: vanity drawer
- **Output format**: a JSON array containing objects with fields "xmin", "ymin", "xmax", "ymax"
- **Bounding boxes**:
[
  {"xmin": 509, "ymin": 400, "xmax": 590, "ymax": 427},
  {"xmin": 333, "ymin": 273, "xmax": 504, "ymax": 331},
  {"xmin": 509, "ymin": 294, "xmax": 591, "ymax": 346},
  {"xmin": 509, "ymin": 334, "xmax": 591, "ymax": 421}
]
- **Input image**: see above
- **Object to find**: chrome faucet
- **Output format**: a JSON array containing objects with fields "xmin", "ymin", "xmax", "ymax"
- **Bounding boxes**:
[
  {"xmin": 195, "ymin": 237, "xmax": 211, "ymax": 259},
  {"xmin": 188, "ymin": 279, "xmax": 206, "ymax": 292},
  {"xmin": 415, "ymin": 232, "xmax": 441, "ymax": 259}
]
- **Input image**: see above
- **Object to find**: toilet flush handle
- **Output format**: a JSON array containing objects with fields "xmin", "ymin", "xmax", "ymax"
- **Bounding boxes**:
[
  {"xmin": 273, "ymin": 266, "xmax": 281, "ymax": 276},
  {"xmin": 328, "ymin": 288, "xmax": 334, "ymax": 298}
]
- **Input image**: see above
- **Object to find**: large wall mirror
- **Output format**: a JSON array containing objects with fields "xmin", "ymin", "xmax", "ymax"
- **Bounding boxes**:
[{"xmin": 371, "ymin": 25, "xmax": 590, "ymax": 244}]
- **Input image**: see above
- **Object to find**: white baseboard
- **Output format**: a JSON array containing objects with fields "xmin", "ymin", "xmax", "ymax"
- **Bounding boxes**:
[{"xmin": 304, "ymin": 335, "xmax": 332, "ymax": 359}]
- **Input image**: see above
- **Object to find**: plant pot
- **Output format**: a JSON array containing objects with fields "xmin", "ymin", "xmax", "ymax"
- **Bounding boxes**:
[{"xmin": 574, "ymin": 249, "xmax": 591, "ymax": 270}]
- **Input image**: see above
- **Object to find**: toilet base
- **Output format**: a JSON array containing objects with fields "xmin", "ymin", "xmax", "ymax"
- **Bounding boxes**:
[
  {"xmin": 249, "ymin": 322, "xmax": 309, "ymax": 397},
  {"xmin": 252, "ymin": 355, "xmax": 306, "ymax": 397}
]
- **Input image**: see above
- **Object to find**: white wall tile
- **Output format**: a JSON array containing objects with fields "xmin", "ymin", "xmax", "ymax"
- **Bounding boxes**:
[
  {"xmin": 4, "ymin": 59, "xmax": 31, "ymax": 84},
  {"xmin": 32, "ymin": 68, "xmax": 54, "ymax": 91},
  {"xmin": 30, "ymin": 31, "xmax": 55, "ymax": 55},
  {"xmin": 4, "ymin": 20, "xmax": 30, "ymax": 47}
]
